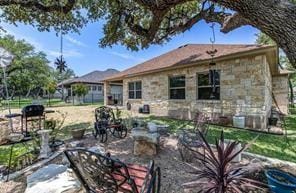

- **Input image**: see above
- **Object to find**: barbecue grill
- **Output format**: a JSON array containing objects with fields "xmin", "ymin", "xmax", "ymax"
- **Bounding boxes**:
[{"xmin": 21, "ymin": 104, "xmax": 45, "ymax": 136}]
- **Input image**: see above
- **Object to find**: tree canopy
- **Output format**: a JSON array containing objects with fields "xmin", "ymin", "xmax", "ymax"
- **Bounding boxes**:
[
  {"xmin": 0, "ymin": 35, "xmax": 75, "ymax": 98},
  {"xmin": 0, "ymin": 35, "xmax": 51, "ymax": 97},
  {"xmin": 0, "ymin": 0, "xmax": 296, "ymax": 66}
]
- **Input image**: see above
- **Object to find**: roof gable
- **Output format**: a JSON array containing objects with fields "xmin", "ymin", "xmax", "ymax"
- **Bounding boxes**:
[{"xmin": 59, "ymin": 69, "xmax": 119, "ymax": 86}]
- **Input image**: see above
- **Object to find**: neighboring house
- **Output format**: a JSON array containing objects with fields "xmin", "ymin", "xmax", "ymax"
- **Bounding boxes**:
[
  {"xmin": 104, "ymin": 44, "xmax": 291, "ymax": 130},
  {"xmin": 58, "ymin": 69, "xmax": 120, "ymax": 103}
]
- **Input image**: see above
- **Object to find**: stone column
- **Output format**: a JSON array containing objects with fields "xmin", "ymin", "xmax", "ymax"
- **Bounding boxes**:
[
  {"xmin": 37, "ymin": 130, "xmax": 52, "ymax": 159},
  {"xmin": 104, "ymin": 81, "xmax": 111, "ymax": 106}
]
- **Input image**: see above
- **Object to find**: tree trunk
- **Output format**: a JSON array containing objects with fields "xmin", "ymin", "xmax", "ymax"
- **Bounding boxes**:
[{"xmin": 212, "ymin": 0, "xmax": 296, "ymax": 66}]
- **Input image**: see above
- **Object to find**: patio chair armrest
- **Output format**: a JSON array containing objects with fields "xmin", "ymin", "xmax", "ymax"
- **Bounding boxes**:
[
  {"xmin": 143, "ymin": 167, "xmax": 161, "ymax": 193},
  {"xmin": 139, "ymin": 160, "xmax": 156, "ymax": 193},
  {"xmin": 147, "ymin": 160, "xmax": 155, "ymax": 175}
]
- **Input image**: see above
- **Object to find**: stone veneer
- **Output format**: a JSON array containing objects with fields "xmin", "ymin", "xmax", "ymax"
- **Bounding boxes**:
[
  {"xmin": 272, "ymin": 75, "xmax": 289, "ymax": 114},
  {"xmin": 115, "ymin": 54, "xmax": 288, "ymax": 130}
]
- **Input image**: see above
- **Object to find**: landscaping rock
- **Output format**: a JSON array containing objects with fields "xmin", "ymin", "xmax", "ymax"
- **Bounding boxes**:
[
  {"xmin": 66, "ymin": 141, "xmax": 85, "ymax": 148},
  {"xmin": 88, "ymin": 146, "xmax": 105, "ymax": 154},
  {"xmin": 147, "ymin": 122, "xmax": 169, "ymax": 135},
  {"xmin": 25, "ymin": 164, "xmax": 81, "ymax": 193},
  {"xmin": 156, "ymin": 124, "xmax": 169, "ymax": 135},
  {"xmin": 131, "ymin": 128, "xmax": 160, "ymax": 144},
  {"xmin": 132, "ymin": 128, "xmax": 160, "ymax": 156},
  {"xmin": 147, "ymin": 122, "xmax": 158, "ymax": 133},
  {"xmin": 134, "ymin": 140, "xmax": 157, "ymax": 156}
]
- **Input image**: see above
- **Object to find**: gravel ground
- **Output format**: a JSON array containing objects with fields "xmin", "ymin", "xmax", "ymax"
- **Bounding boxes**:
[
  {"xmin": 3, "ymin": 132, "xmax": 295, "ymax": 193},
  {"xmin": 0, "ymin": 133, "xmax": 198, "ymax": 193}
]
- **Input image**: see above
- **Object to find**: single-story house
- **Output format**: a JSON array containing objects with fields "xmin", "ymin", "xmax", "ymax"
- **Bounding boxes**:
[
  {"xmin": 104, "ymin": 44, "xmax": 291, "ymax": 130},
  {"xmin": 58, "ymin": 69, "xmax": 122, "ymax": 104}
]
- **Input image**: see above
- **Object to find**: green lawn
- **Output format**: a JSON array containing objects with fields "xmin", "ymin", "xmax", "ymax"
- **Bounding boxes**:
[
  {"xmin": 0, "ymin": 104, "xmax": 101, "ymax": 167},
  {"xmin": 145, "ymin": 115, "xmax": 296, "ymax": 163},
  {"xmin": 0, "ymin": 98, "xmax": 103, "ymax": 109},
  {"xmin": 1, "ymin": 98, "xmax": 64, "ymax": 109},
  {"xmin": 1, "ymin": 106, "xmax": 296, "ymax": 168}
]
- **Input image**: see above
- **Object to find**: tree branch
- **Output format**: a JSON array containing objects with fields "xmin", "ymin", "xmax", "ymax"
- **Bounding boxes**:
[
  {"xmin": 123, "ymin": 1, "xmax": 251, "ymax": 45},
  {"xmin": 219, "ymin": 12, "xmax": 251, "ymax": 33},
  {"xmin": 0, "ymin": 0, "xmax": 76, "ymax": 13}
]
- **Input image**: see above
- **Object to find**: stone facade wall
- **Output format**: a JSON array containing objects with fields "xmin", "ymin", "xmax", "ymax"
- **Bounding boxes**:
[
  {"xmin": 121, "ymin": 54, "xmax": 283, "ymax": 130},
  {"xmin": 272, "ymin": 75, "xmax": 289, "ymax": 114}
]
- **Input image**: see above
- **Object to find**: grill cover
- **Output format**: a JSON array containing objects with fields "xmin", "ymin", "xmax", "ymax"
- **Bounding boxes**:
[{"xmin": 22, "ymin": 105, "xmax": 45, "ymax": 117}]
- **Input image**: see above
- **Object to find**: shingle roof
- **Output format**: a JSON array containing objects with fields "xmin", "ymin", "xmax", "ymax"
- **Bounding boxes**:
[
  {"xmin": 58, "ymin": 69, "xmax": 119, "ymax": 86},
  {"xmin": 105, "ymin": 44, "xmax": 275, "ymax": 81}
]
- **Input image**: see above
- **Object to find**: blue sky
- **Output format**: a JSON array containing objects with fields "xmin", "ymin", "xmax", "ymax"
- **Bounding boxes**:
[{"xmin": 1, "ymin": 20, "xmax": 259, "ymax": 76}]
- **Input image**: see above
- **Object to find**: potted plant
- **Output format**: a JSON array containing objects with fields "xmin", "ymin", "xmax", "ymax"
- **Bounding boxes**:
[
  {"xmin": 265, "ymin": 169, "xmax": 296, "ymax": 193},
  {"xmin": 218, "ymin": 116, "xmax": 230, "ymax": 126},
  {"xmin": 71, "ymin": 127, "xmax": 86, "ymax": 140}
]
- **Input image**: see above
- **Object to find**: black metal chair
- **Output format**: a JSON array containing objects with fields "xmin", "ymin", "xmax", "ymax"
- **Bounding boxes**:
[
  {"xmin": 177, "ymin": 112, "xmax": 209, "ymax": 162},
  {"xmin": 64, "ymin": 148, "xmax": 161, "ymax": 193},
  {"xmin": 93, "ymin": 106, "xmax": 127, "ymax": 143},
  {"xmin": 21, "ymin": 104, "xmax": 45, "ymax": 136}
]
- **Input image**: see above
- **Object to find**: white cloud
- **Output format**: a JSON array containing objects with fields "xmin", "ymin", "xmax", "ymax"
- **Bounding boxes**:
[
  {"xmin": 109, "ymin": 51, "xmax": 146, "ymax": 63},
  {"xmin": 65, "ymin": 35, "xmax": 87, "ymax": 47},
  {"xmin": 48, "ymin": 49, "xmax": 83, "ymax": 58},
  {"xmin": 1, "ymin": 28, "xmax": 44, "ymax": 51},
  {"xmin": 0, "ymin": 27, "xmax": 86, "ymax": 58},
  {"xmin": 0, "ymin": 27, "xmax": 83, "ymax": 59}
]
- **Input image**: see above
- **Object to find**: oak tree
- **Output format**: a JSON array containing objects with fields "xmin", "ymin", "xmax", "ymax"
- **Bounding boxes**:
[{"xmin": 1, "ymin": 0, "xmax": 296, "ymax": 66}]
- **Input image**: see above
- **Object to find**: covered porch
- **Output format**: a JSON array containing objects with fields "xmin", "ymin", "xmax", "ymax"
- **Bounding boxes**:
[{"xmin": 104, "ymin": 80, "xmax": 123, "ymax": 106}]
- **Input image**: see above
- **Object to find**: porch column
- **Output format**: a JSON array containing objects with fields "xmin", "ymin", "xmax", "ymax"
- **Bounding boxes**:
[{"xmin": 104, "ymin": 81, "xmax": 111, "ymax": 106}]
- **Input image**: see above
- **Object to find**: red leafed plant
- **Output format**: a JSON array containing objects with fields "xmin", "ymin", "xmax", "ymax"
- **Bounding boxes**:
[{"xmin": 183, "ymin": 130, "xmax": 267, "ymax": 193}]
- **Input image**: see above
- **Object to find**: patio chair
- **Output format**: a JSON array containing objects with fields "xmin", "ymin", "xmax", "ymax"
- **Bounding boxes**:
[
  {"xmin": 64, "ymin": 148, "xmax": 161, "ymax": 193},
  {"xmin": 177, "ymin": 112, "xmax": 209, "ymax": 162},
  {"xmin": 93, "ymin": 106, "xmax": 127, "ymax": 143}
]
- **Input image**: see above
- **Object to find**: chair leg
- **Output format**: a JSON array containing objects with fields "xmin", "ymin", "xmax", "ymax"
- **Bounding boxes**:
[
  {"xmin": 21, "ymin": 118, "xmax": 24, "ymax": 134},
  {"xmin": 38, "ymin": 116, "xmax": 41, "ymax": 130},
  {"xmin": 25, "ymin": 118, "xmax": 28, "ymax": 136}
]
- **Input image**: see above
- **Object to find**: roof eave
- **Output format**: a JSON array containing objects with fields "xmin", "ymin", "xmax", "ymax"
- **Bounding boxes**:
[{"xmin": 105, "ymin": 45, "xmax": 277, "ymax": 81}]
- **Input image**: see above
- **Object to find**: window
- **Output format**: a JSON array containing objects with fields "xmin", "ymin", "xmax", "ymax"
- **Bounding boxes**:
[
  {"xmin": 97, "ymin": 85, "xmax": 102, "ymax": 91},
  {"xmin": 88, "ymin": 86, "xmax": 92, "ymax": 91},
  {"xmin": 197, "ymin": 70, "xmax": 220, "ymax": 100},
  {"xmin": 128, "ymin": 81, "xmax": 142, "ymax": 99},
  {"xmin": 169, "ymin": 75, "xmax": 186, "ymax": 99},
  {"xmin": 92, "ymin": 86, "xmax": 97, "ymax": 91}
]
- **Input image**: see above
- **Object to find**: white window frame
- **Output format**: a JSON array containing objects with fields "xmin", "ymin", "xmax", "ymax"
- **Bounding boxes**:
[
  {"xmin": 128, "ymin": 81, "xmax": 142, "ymax": 99},
  {"xmin": 169, "ymin": 75, "xmax": 186, "ymax": 100},
  {"xmin": 196, "ymin": 71, "xmax": 221, "ymax": 101}
]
